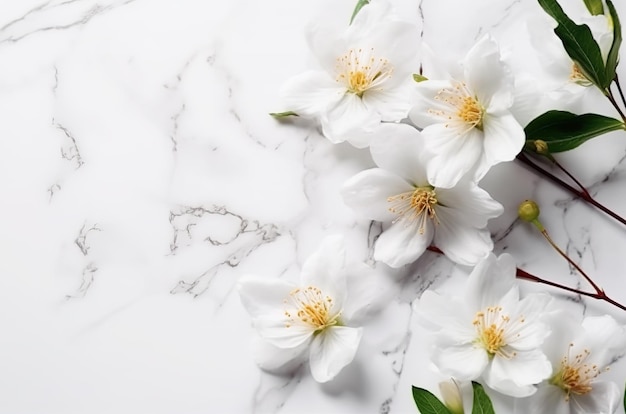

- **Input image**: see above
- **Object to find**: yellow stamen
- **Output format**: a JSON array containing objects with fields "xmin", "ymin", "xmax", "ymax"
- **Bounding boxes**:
[
  {"xmin": 387, "ymin": 186, "xmax": 439, "ymax": 234},
  {"xmin": 336, "ymin": 48, "xmax": 393, "ymax": 97},
  {"xmin": 283, "ymin": 286, "xmax": 340, "ymax": 331},
  {"xmin": 472, "ymin": 306, "xmax": 520, "ymax": 359},
  {"xmin": 428, "ymin": 81, "xmax": 485, "ymax": 132},
  {"xmin": 549, "ymin": 345, "xmax": 606, "ymax": 401}
]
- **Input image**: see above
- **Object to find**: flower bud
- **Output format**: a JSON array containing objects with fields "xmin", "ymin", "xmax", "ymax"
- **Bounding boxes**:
[
  {"xmin": 439, "ymin": 379, "xmax": 464, "ymax": 414},
  {"xmin": 534, "ymin": 140, "xmax": 549, "ymax": 155},
  {"xmin": 518, "ymin": 199, "xmax": 540, "ymax": 222}
]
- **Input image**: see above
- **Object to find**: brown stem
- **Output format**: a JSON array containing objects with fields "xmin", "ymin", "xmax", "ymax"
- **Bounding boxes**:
[
  {"xmin": 615, "ymin": 75, "xmax": 626, "ymax": 110},
  {"xmin": 551, "ymin": 158, "xmax": 592, "ymax": 199},
  {"xmin": 539, "ymin": 229, "xmax": 603, "ymax": 294},
  {"xmin": 516, "ymin": 153, "xmax": 626, "ymax": 226},
  {"xmin": 606, "ymin": 89, "xmax": 626, "ymax": 123},
  {"xmin": 425, "ymin": 246, "xmax": 626, "ymax": 312}
]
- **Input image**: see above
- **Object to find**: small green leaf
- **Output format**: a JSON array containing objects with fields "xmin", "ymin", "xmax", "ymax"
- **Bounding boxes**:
[
  {"xmin": 412, "ymin": 386, "xmax": 453, "ymax": 414},
  {"xmin": 524, "ymin": 110, "xmax": 624, "ymax": 153},
  {"xmin": 623, "ymin": 382, "xmax": 625, "ymax": 412},
  {"xmin": 269, "ymin": 111, "xmax": 299, "ymax": 118},
  {"xmin": 413, "ymin": 73, "xmax": 428, "ymax": 82},
  {"xmin": 605, "ymin": 0, "xmax": 622, "ymax": 84},
  {"xmin": 583, "ymin": 0, "xmax": 604, "ymax": 15},
  {"xmin": 538, "ymin": 0, "xmax": 608, "ymax": 89},
  {"xmin": 471, "ymin": 382, "xmax": 495, "ymax": 414},
  {"xmin": 350, "ymin": 0, "xmax": 370, "ymax": 24}
]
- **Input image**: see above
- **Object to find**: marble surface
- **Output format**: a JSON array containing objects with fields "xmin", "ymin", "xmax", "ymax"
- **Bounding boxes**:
[{"xmin": 1, "ymin": 0, "xmax": 626, "ymax": 413}]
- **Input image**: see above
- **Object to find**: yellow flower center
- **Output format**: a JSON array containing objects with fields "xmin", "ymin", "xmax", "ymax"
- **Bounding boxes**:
[
  {"xmin": 569, "ymin": 63, "xmax": 592, "ymax": 86},
  {"xmin": 549, "ymin": 345, "xmax": 606, "ymax": 401},
  {"xmin": 429, "ymin": 81, "xmax": 485, "ymax": 132},
  {"xmin": 284, "ymin": 286, "xmax": 340, "ymax": 331},
  {"xmin": 473, "ymin": 306, "xmax": 521, "ymax": 358},
  {"xmin": 336, "ymin": 48, "xmax": 393, "ymax": 97},
  {"xmin": 387, "ymin": 186, "xmax": 439, "ymax": 234}
]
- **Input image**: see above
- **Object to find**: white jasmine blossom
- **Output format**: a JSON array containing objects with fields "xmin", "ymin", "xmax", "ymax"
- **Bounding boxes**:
[
  {"xmin": 409, "ymin": 35, "xmax": 525, "ymax": 188},
  {"xmin": 238, "ymin": 236, "xmax": 363, "ymax": 383},
  {"xmin": 418, "ymin": 253, "xmax": 553, "ymax": 397},
  {"xmin": 279, "ymin": 1, "xmax": 419, "ymax": 147},
  {"xmin": 522, "ymin": 314, "xmax": 626, "ymax": 414},
  {"xmin": 527, "ymin": 9, "xmax": 613, "ymax": 98},
  {"xmin": 341, "ymin": 123, "xmax": 503, "ymax": 267}
]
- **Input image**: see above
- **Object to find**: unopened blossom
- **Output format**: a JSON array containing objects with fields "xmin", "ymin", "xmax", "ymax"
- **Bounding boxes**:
[
  {"xmin": 341, "ymin": 123, "xmax": 502, "ymax": 268},
  {"xmin": 418, "ymin": 253, "xmax": 552, "ymax": 397},
  {"xmin": 238, "ymin": 236, "xmax": 362, "ymax": 383},
  {"xmin": 409, "ymin": 35, "xmax": 525, "ymax": 188},
  {"xmin": 279, "ymin": 0, "xmax": 419, "ymax": 147},
  {"xmin": 522, "ymin": 314, "xmax": 626, "ymax": 414}
]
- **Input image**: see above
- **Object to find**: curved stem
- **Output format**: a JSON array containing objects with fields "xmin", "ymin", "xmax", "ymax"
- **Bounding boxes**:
[
  {"xmin": 425, "ymin": 246, "xmax": 626, "ymax": 312},
  {"xmin": 551, "ymin": 158, "xmax": 591, "ymax": 199},
  {"xmin": 516, "ymin": 153, "xmax": 626, "ymax": 227},
  {"xmin": 539, "ymin": 229, "xmax": 603, "ymax": 294}
]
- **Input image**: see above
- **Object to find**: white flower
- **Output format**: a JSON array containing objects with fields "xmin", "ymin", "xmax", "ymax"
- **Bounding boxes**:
[
  {"xmin": 523, "ymin": 314, "xmax": 626, "ymax": 414},
  {"xmin": 237, "ymin": 236, "xmax": 363, "ymax": 383},
  {"xmin": 279, "ymin": 1, "xmax": 419, "ymax": 147},
  {"xmin": 527, "ymin": 9, "xmax": 613, "ymax": 97},
  {"xmin": 418, "ymin": 253, "xmax": 553, "ymax": 397},
  {"xmin": 341, "ymin": 123, "xmax": 503, "ymax": 268},
  {"xmin": 409, "ymin": 35, "xmax": 525, "ymax": 188}
]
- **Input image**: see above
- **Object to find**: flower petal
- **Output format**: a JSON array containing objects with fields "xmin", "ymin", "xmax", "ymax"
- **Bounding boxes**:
[
  {"xmin": 464, "ymin": 253, "xmax": 517, "ymax": 311},
  {"xmin": 253, "ymin": 314, "xmax": 313, "ymax": 349},
  {"xmin": 576, "ymin": 315, "xmax": 626, "ymax": 368},
  {"xmin": 369, "ymin": 123, "xmax": 428, "ymax": 185},
  {"xmin": 525, "ymin": 384, "xmax": 570, "ymax": 414},
  {"xmin": 463, "ymin": 35, "xmax": 513, "ymax": 109},
  {"xmin": 485, "ymin": 349, "xmax": 552, "ymax": 397},
  {"xmin": 424, "ymin": 124, "xmax": 483, "ymax": 188},
  {"xmin": 418, "ymin": 290, "xmax": 475, "ymax": 341},
  {"xmin": 374, "ymin": 219, "xmax": 433, "ymax": 268},
  {"xmin": 280, "ymin": 70, "xmax": 345, "ymax": 118},
  {"xmin": 321, "ymin": 93, "xmax": 380, "ymax": 145},
  {"xmin": 309, "ymin": 326, "xmax": 363, "ymax": 383},
  {"xmin": 432, "ymin": 344, "xmax": 488, "ymax": 381},
  {"xmin": 506, "ymin": 295, "xmax": 552, "ymax": 351},
  {"xmin": 342, "ymin": 168, "xmax": 414, "ymax": 222},
  {"xmin": 251, "ymin": 334, "xmax": 309, "ymax": 374},
  {"xmin": 482, "ymin": 111, "xmax": 525, "ymax": 168},
  {"xmin": 570, "ymin": 381, "xmax": 621, "ymax": 414},
  {"xmin": 433, "ymin": 207, "xmax": 494, "ymax": 266},
  {"xmin": 363, "ymin": 87, "xmax": 411, "ymax": 121},
  {"xmin": 300, "ymin": 235, "xmax": 347, "ymax": 301},
  {"xmin": 409, "ymin": 80, "xmax": 456, "ymax": 128},
  {"xmin": 238, "ymin": 275, "xmax": 296, "ymax": 316},
  {"xmin": 435, "ymin": 183, "xmax": 503, "ymax": 228}
]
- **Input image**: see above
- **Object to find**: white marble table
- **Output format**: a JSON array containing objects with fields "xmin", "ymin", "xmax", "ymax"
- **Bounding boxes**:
[{"xmin": 1, "ymin": 0, "xmax": 625, "ymax": 413}]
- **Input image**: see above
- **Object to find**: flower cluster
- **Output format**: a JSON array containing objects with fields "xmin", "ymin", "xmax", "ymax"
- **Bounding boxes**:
[{"xmin": 239, "ymin": 0, "xmax": 626, "ymax": 412}]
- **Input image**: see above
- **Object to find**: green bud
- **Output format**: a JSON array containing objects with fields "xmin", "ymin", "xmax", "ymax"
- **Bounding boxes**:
[
  {"xmin": 534, "ymin": 140, "xmax": 549, "ymax": 155},
  {"xmin": 518, "ymin": 200, "xmax": 540, "ymax": 222}
]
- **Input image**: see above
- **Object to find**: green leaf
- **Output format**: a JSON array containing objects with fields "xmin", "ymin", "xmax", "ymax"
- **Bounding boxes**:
[
  {"xmin": 471, "ymin": 382, "xmax": 495, "ymax": 414},
  {"xmin": 538, "ymin": 0, "xmax": 608, "ymax": 89},
  {"xmin": 269, "ymin": 111, "xmax": 299, "ymax": 118},
  {"xmin": 583, "ymin": 0, "xmax": 604, "ymax": 15},
  {"xmin": 350, "ymin": 0, "xmax": 370, "ymax": 24},
  {"xmin": 413, "ymin": 73, "xmax": 428, "ymax": 82},
  {"xmin": 605, "ymin": 0, "xmax": 622, "ymax": 84},
  {"xmin": 524, "ymin": 110, "xmax": 624, "ymax": 153},
  {"xmin": 412, "ymin": 386, "xmax": 453, "ymax": 414},
  {"xmin": 623, "ymin": 382, "xmax": 626, "ymax": 412}
]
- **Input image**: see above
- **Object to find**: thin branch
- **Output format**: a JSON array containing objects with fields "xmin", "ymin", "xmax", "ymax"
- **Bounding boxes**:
[
  {"xmin": 516, "ymin": 153, "xmax": 626, "ymax": 226},
  {"xmin": 425, "ymin": 246, "xmax": 626, "ymax": 312},
  {"xmin": 614, "ymin": 75, "xmax": 626, "ymax": 110}
]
